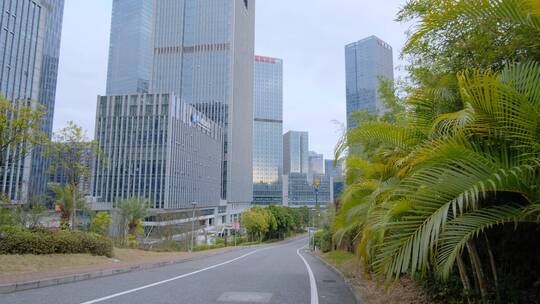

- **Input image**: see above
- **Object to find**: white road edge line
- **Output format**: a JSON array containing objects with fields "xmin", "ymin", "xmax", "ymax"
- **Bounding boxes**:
[
  {"xmin": 296, "ymin": 246, "xmax": 319, "ymax": 304},
  {"xmin": 79, "ymin": 249, "xmax": 262, "ymax": 304}
]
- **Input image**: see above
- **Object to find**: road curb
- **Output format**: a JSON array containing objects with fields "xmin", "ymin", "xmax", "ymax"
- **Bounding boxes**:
[
  {"xmin": 308, "ymin": 251, "xmax": 363, "ymax": 304},
  {"xmin": 0, "ymin": 246, "xmax": 250, "ymax": 294}
]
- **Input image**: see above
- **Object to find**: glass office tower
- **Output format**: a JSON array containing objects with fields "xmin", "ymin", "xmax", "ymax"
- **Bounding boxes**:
[
  {"xmin": 308, "ymin": 151, "xmax": 324, "ymax": 175},
  {"xmin": 29, "ymin": 0, "xmax": 65, "ymax": 199},
  {"xmin": 151, "ymin": 0, "xmax": 255, "ymax": 206},
  {"xmin": 253, "ymin": 56, "xmax": 283, "ymax": 205},
  {"xmin": 0, "ymin": 0, "xmax": 65, "ymax": 202},
  {"xmin": 345, "ymin": 35, "xmax": 393, "ymax": 129},
  {"xmin": 106, "ymin": 0, "xmax": 152, "ymax": 95},
  {"xmin": 283, "ymin": 131, "xmax": 309, "ymax": 175},
  {"xmin": 325, "ymin": 159, "xmax": 343, "ymax": 182}
]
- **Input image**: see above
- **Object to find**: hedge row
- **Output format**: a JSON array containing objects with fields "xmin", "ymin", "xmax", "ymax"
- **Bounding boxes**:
[{"xmin": 0, "ymin": 228, "xmax": 113, "ymax": 257}]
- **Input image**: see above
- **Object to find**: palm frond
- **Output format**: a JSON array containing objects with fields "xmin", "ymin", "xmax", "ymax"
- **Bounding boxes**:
[
  {"xmin": 373, "ymin": 140, "xmax": 533, "ymax": 280},
  {"xmin": 436, "ymin": 205, "xmax": 531, "ymax": 279},
  {"xmin": 347, "ymin": 121, "xmax": 423, "ymax": 151}
]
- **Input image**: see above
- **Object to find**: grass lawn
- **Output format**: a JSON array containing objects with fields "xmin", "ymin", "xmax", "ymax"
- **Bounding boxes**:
[
  {"xmin": 321, "ymin": 251, "xmax": 430, "ymax": 304},
  {"xmin": 0, "ymin": 253, "xmax": 111, "ymax": 276},
  {"xmin": 0, "ymin": 248, "xmax": 187, "ymax": 277}
]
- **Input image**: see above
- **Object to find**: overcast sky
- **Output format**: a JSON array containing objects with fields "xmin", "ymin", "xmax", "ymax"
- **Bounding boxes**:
[{"xmin": 53, "ymin": 0, "xmax": 410, "ymax": 159}]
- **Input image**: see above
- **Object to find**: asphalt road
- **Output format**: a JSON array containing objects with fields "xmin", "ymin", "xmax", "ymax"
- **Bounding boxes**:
[{"xmin": 1, "ymin": 238, "xmax": 357, "ymax": 304}]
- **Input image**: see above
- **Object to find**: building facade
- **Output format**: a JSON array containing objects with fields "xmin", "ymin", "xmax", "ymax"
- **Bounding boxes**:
[
  {"xmin": 308, "ymin": 151, "xmax": 324, "ymax": 175},
  {"xmin": 150, "ymin": 0, "xmax": 255, "ymax": 206},
  {"xmin": 345, "ymin": 35, "xmax": 393, "ymax": 129},
  {"xmin": 106, "ymin": 0, "xmax": 152, "ymax": 95},
  {"xmin": 0, "ymin": 0, "xmax": 64, "ymax": 202},
  {"xmin": 30, "ymin": 0, "xmax": 65, "ymax": 199},
  {"xmin": 283, "ymin": 131, "xmax": 309, "ymax": 175},
  {"xmin": 325, "ymin": 159, "xmax": 344, "ymax": 201},
  {"xmin": 253, "ymin": 56, "xmax": 283, "ymax": 205},
  {"xmin": 282, "ymin": 173, "xmax": 333, "ymax": 208},
  {"xmin": 325, "ymin": 159, "xmax": 343, "ymax": 182},
  {"xmin": 92, "ymin": 93, "xmax": 223, "ymax": 210}
]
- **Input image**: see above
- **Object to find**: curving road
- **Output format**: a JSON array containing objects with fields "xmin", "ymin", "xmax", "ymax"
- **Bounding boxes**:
[{"xmin": 1, "ymin": 238, "xmax": 357, "ymax": 304}]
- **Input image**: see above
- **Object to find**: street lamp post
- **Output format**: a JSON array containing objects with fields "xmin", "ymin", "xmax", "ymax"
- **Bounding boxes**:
[
  {"xmin": 190, "ymin": 202, "xmax": 197, "ymax": 252},
  {"xmin": 313, "ymin": 178, "xmax": 320, "ymax": 229},
  {"xmin": 309, "ymin": 178, "xmax": 320, "ymax": 251}
]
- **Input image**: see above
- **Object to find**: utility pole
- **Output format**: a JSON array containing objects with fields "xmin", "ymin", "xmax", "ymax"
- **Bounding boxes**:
[{"xmin": 189, "ymin": 202, "xmax": 197, "ymax": 252}]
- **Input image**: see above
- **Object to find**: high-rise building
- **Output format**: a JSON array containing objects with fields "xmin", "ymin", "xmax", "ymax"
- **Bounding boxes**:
[
  {"xmin": 92, "ymin": 93, "xmax": 223, "ymax": 210},
  {"xmin": 0, "ymin": 0, "xmax": 65, "ymax": 202},
  {"xmin": 283, "ymin": 131, "xmax": 309, "ymax": 175},
  {"xmin": 345, "ymin": 35, "xmax": 393, "ymax": 129},
  {"xmin": 30, "ymin": 0, "xmax": 66, "ymax": 199},
  {"xmin": 150, "ymin": 0, "xmax": 255, "ymax": 206},
  {"xmin": 308, "ymin": 151, "xmax": 324, "ymax": 175},
  {"xmin": 325, "ymin": 159, "xmax": 343, "ymax": 182},
  {"xmin": 325, "ymin": 159, "xmax": 344, "ymax": 201},
  {"xmin": 253, "ymin": 56, "xmax": 283, "ymax": 205},
  {"xmin": 106, "ymin": 0, "xmax": 152, "ymax": 95}
]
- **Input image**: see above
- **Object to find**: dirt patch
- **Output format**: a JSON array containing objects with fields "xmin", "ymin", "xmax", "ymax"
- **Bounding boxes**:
[{"xmin": 320, "ymin": 251, "xmax": 430, "ymax": 304}]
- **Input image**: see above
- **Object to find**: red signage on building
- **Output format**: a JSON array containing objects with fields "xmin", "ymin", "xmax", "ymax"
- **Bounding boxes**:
[{"xmin": 255, "ymin": 56, "xmax": 277, "ymax": 64}]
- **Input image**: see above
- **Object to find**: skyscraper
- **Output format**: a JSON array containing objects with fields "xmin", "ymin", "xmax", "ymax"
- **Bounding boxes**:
[
  {"xmin": 345, "ymin": 35, "xmax": 394, "ymax": 129},
  {"xmin": 283, "ymin": 131, "xmax": 309, "ymax": 175},
  {"xmin": 308, "ymin": 151, "xmax": 324, "ymax": 175},
  {"xmin": 325, "ymin": 159, "xmax": 343, "ymax": 182},
  {"xmin": 253, "ymin": 56, "xmax": 283, "ymax": 205},
  {"xmin": 325, "ymin": 159, "xmax": 344, "ymax": 201},
  {"xmin": 29, "ymin": 0, "xmax": 65, "ymax": 199},
  {"xmin": 0, "ymin": 0, "xmax": 65, "ymax": 202},
  {"xmin": 106, "ymin": 0, "xmax": 152, "ymax": 95},
  {"xmin": 150, "ymin": 0, "xmax": 255, "ymax": 206}
]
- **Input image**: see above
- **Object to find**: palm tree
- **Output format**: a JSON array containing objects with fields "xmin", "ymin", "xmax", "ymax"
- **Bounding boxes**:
[
  {"xmin": 49, "ymin": 183, "xmax": 86, "ymax": 230},
  {"xmin": 116, "ymin": 198, "xmax": 149, "ymax": 246},
  {"xmin": 336, "ymin": 62, "xmax": 540, "ymax": 301},
  {"xmin": 335, "ymin": 1, "xmax": 540, "ymax": 300}
]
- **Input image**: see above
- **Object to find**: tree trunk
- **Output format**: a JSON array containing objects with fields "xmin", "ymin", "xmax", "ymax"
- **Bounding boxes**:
[
  {"xmin": 467, "ymin": 240, "xmax": 489, "ymax": 301},
  {"xmin": 456, "ymin": 254, "xmax": 473, "ymax": 304},
  {"xmin": 70, "ymin": 187, "xmax": 77, "ymax": 230},
  {"xmin": 484, "ymin": 235, "xmax": 500, "ymax": 303}
]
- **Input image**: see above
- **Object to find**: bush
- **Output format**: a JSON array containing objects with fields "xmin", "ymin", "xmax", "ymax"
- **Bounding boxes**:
[
  {"xmin": 314, "ymin": 229, "xmax": 333, "ymax": 253},
  {"xmin": 193, "ymin": 243, "xmax": 225, "ymax": 252},
  {"xmin": 90, "ymin": 212, "xmax": 112, "ymax": 236},
  {"xmin": 0, "ymin": 229, "xmax": 113, "ymax": 257}
]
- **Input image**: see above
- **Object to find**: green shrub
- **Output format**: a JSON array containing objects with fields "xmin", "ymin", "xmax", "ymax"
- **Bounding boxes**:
[
  {"xmin": 0, "ymin": 225, "xmax": 25, "ymax": 233},
  {"xmin": 90, "ymin": 212, "xmax": 112, "ymax": 236},
  {"xmin": 193, "ymin": 243, "xmax": 226, "ymax": 252},
  {"xmin": 314, "ymin": 229, "xmax": 333, "ymax": 253},
  {"xmin": 234, "ymin": 236, "xmax": 248, "ymax": 245},
  {"xmin": 0, "ymin": 229, "xmax": 113, "ymax": 257},
  {"xmin": 148, "ymin": 240, "xmax": 186, "ymax": 252}
]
